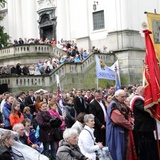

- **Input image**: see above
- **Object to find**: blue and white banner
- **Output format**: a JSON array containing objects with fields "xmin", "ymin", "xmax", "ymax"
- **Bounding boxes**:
[
  {"xmin": 110, "ymin": 60, "xmax": 121, "ymax": 90},
  {"xmin": 95, "ymin": 56, "xmax": 115, "ymax": 80}
]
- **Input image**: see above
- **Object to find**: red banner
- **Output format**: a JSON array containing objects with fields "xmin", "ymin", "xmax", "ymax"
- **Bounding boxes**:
[{"xmin": 143, "ymin": 30, "xmax": 160, "ymax": 120}]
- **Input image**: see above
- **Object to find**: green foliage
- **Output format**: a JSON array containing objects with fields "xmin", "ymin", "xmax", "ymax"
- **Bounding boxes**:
[
  {"xmin": 0, "ymin": 0, "xmax": 6, "ymax": 21},
  {"xmin": 0, "ymin": 0, "xmax": 10, "ymax": 49},
  {"xmin": 120, "ymin": 75, "xmax": 129, "ymax": 85},
  {"xmin": 0, "ymin": 26, "xmax": 9, "ymax": 48},
  {"xmin": 98, "ymin": 79, "xmax": 115, "ymax": 88}
]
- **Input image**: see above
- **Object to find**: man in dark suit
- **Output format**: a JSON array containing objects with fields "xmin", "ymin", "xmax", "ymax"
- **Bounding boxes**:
[
  {"xmin": 17, "ymin": 92, "xmax": 26, "ymax": 112},
  {"xmin": 131, "ymin": 86, "xmax": 158, "ymax": 160},
  {"xmin": 25, "ymin": 89, "xmax": 36, "ymax": 115},
  {"xmin": 74, "ymin": 89, "xmax": 87, "ymax": 115},
  {"xmin": 89, "ymin": 89, "xmax": 106, "ymax": 145}
]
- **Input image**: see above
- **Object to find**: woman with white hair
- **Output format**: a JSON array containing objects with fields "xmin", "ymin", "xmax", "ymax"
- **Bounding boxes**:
[
  {"xmin": 56, "ymin": 128, "xmax": 90, "ymax": 160},
  {"xmin": 0, "ymin": 130, "xmax": 15, "ymax": 160},
  {"xmin": 78, "ymin": 114, "xmax": 103, "ymax": 160}
]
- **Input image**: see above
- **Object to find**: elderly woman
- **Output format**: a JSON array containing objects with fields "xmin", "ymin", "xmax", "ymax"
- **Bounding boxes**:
[
  {"xmin": 0, "ymin": 130, "xmax": 15, "ymax": 160},
  {"xmin": 78, "ymin": 114, "xmax": 103, "ymax": 160},
  {"xmin": 56, "ymin": 128, "xmax": 90, "ymax": 160}
]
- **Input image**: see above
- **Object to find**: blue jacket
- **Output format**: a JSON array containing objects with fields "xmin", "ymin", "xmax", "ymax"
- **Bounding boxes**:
[
  {"xmin": 2, "ymin": 104, "xmax": 11, "ymax": 128},
  {"xmin": 74, "ymin": 57, "xmax": 80, "ymax": 63},
  {"xmin": 27, "ymin": 129, "xmax": 41, "ymax": 146}
]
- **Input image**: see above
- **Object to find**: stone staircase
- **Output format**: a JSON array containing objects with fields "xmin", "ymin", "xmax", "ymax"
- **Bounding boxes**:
[
  {"xmin": 0, "ymin": 43, "xmax": 146, "ymax": 93},
  {"xmin": 0, "ymin": 44, "xmax": 115, "ymax": 93}
]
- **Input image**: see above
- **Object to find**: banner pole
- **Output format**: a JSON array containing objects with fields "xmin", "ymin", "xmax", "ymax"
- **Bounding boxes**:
[{"xmin": 97, "ymin": 78, "xmax": 99, "ymax": 89}]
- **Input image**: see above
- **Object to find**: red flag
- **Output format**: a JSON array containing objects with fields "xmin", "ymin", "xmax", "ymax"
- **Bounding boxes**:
[{"xmin": 143, "ymin": 30, "xmax": 160, "ymax": 120}]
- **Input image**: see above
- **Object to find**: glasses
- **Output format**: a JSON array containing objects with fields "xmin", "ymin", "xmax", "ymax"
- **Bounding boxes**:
[
  {"xmin": 19, "ymin": 128, "xmax": 25, "ymax": 131},
  {"xmin": 120, "ymin": 96, "xmax": 126, "ymax": 98}
]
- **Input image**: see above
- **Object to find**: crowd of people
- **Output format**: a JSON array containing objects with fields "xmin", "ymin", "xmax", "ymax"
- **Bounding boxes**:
[
  {"xmin": 10, "ymin": 37, "xmax": 107, "ymax": 54},
  {"xmin": 1, "ymin": 37, "xmax": 99, "ymax": 77},
  {"xmin": 0, "ymin": 84, "xmax": 158, "ymax": 160}
]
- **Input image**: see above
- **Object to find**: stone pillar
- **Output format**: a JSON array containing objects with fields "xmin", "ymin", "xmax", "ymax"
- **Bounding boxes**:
[
  {"xmin": 8, "ymin": 0, "xmax": 22, "ymax": 40},
  {"xmin": 21, "ymin": 0, "xmax": 38, "ymax": 39},
  {"xmin": 56, "ymin": 0, "xmax": 69, "ymax": 41}
]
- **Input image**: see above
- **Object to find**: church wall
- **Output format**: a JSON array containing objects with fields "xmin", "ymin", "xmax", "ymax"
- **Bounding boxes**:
[{"xmin": 0, "ymin": 0, "xmax": 160, "ymax": 49}]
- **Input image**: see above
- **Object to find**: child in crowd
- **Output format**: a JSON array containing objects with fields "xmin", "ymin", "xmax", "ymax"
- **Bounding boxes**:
[
  {"xmin": 23, "ymin": 106, "xmax": 33, "ymax": 122},
  {"xmin": 9, "ymin": 100, "xmax": 24, "ymax": 128}
]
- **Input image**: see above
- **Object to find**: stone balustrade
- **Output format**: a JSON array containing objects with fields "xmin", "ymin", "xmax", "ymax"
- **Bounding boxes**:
[
  {"xmin": 0, "ymin": 52, "xmax": 115, "ymax": 92},
  {"xmin": 0, "ymin": 44, "xmax": 65, "ymax": 58}
]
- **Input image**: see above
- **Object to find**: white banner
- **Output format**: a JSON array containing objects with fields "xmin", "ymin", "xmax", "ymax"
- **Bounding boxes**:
[{"xmin": 95, "ymin": 56, "xmax": 115, "ymax": 80}]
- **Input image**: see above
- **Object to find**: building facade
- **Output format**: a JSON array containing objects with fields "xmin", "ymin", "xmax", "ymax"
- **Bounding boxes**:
[
  {"xmin": 0, "ymin": 0, "xmax": 159, "ymax": 85},
  {"xmin": 0, "ymin": 0, "xmax": 159, "ymax": 51}
]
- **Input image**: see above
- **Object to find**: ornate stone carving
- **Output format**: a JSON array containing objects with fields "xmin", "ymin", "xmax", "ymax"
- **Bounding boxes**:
[
  {"xmin": 0, "ymin": 3, "xmax": 5, "ymax": 9},
  {"xmin": 0, "ymin": 9, "xmax": 8, "ymax": 17},
  {"xmin": 37, "ymin": 0, "xmax": 56, "ymax": 10}
]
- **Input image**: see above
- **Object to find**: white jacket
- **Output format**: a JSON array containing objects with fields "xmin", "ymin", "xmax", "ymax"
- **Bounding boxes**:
[{"xmin": 78, "ymin": 125, "xmax": 99, "ymax": 160}]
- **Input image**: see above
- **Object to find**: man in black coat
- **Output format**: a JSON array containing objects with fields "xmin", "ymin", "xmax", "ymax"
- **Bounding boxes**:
[
  {"xmin": 17, "ymin": 92, "xmax": 26, "ymax": 112},
  {"xmin": 25, "ymin": 89, "xmax": 36, "ymax": 115},
  {"xmin": 74, "ymin": 89, "xmax": 87, "ymax": 115},
  {"xmin": 22, "ymin": 64, "xmax": 29, "ymax": 75},
  {"xmin": 89, "ymin": 90, "xmax": 106, "ymax": 145},
  {"xmin": 131, "ymin": 86, "xmax": 158, "ymax": 160}
]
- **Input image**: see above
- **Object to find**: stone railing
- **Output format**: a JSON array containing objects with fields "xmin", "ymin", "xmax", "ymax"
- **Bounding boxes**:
[
  {"xmin": 0, "ymin": 44, "xmax": 65, "ymax": 58},
  {"xmin": 0, "ymin": 53, "xmax": 115, "ymax": 92}
]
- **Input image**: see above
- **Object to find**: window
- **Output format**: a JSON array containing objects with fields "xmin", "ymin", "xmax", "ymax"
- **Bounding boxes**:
[{"xmin": 93, "ymin": 10, "xmax": 105, "ymax": 30}]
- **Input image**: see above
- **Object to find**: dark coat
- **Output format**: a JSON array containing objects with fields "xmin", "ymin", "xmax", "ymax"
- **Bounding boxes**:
[
  {"xmin": 74, "ymin": 96, "xmax": 87, "ymax": 115},
  {"xmin": 0, "ymin": 145, "xmax": 13, "ymax": 160},
  {"xmin": 10, "ymin": 67, "xmax": 17, "ymax": 74},
  {"xmin": 25, "ymin": 96, "xmax": 36, "ymax": 114},
  {"xmin": 17, "ymin": 98, "xmax": 26, "ymax": 113},
  {"xmin": 133, "ymin": 98, "xmax": 158, "ymax": 160},
  {"xmin": 0, "ymin": 112, "xmax": 3, "ymax": 123},
  {"xmin": 36, "ymin": 111, "xmax": 54, "ymax": 142},
  {"xmin": 22, "ymin": 66, "xmax": 29, "ymax": 75},
  {"xmin": 65, "ymin": 104, "xmax": 76, "ymax": 128},
  {"xmin": 133, "ymin": 99, "xmax": 156, "ymax": 132},
  {"xmin": 89, "ymin": 99, "xmax": 106, "ymax": 145},
  {"xmin": 16, "ymin": 64, "xmax": 21, "ymax": 75}
]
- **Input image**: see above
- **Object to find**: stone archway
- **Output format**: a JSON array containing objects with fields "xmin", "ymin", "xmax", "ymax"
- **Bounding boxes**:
[{"xmin": 37, "ymin": 7, "xmax": 57, "ymax": 42}]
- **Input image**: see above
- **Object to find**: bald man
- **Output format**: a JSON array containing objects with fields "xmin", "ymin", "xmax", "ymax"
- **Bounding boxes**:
[{"xmin": 106, "ymin": 89, "xmax": 133, "ymax": 160}]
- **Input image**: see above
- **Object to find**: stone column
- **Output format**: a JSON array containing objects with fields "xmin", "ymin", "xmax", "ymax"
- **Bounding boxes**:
[
  {"xmin": 21, "ymin": 0, "xmax": 39, "ymax": 39},
  {"xmin": 8, "ymin": 0, "xmax": 22, "ymax": 40},
  {"xmin": 56, "ymin": 0, "xmax": 69, "ymax": 41}
]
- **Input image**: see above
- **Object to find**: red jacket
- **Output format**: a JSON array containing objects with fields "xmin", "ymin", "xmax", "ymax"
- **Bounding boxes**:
[{"xmin": 9, "ymin": 111, "xmax": 24, "ymax": 127}]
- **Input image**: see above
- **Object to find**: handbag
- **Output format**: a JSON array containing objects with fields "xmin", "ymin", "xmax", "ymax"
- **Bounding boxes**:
[
  {"xmin": 53, "ymin": 127, "xmax": 63, "ymax": 141},
  {"xmin": 83, "ymin": 129, "xmax": 100, "ymax": 160},
  {"xmin": 50, "ymin": 117, "xmax": 62, "ymax": 128}
]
